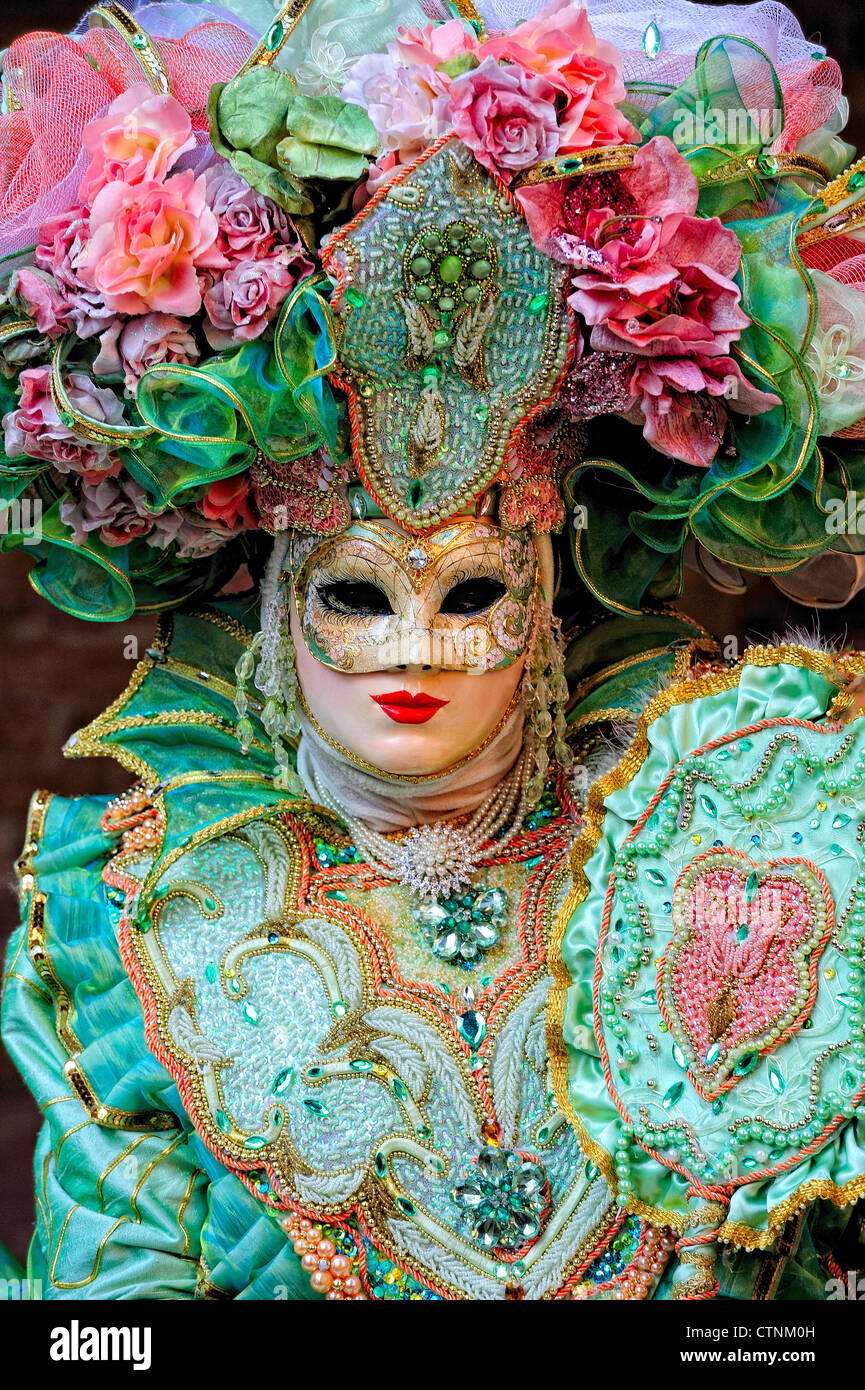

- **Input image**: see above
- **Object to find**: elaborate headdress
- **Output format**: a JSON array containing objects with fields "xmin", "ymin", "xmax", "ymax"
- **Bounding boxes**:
[{"xmin": 1, "ymin": 0, "xmax": 864, "ymax": 617}]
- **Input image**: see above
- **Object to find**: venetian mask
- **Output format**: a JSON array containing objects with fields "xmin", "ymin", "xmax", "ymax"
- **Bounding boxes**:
[{"xmin": 288, "ymin": 518, "xmax": 539, "ymax": 675}]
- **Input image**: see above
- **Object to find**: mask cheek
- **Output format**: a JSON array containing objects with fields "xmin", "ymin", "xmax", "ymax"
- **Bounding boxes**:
[{"xmin": 438, "ymin": 593, "xmax": 535, "ymax": 672}]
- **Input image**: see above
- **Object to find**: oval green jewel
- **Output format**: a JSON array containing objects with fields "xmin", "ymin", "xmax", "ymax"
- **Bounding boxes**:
[
  {"xmin": 392, "ymin": 1078, "xmax": 409, "ymax": 1101},
  {"xmin": 422, "ymin": 232, "xmax": 442, "ymax": 252},
  {"xmin": 705, "ymin": 1042, "xmax": 721, "ymax": 1065},
  {"xmin": 244, "ymin": 1135, "xmax": 268, "ymax": 1150},
  {"xmin": 745, "ymin": 871, "xmax": 759, "ymax": 903},
  {"xmin": 350, "ymin": 1058, "xmax": 373, "ymax": 1072},
  {"xmin": 272, "ymin": 1067, "xmax": 294, "ymax": 1094},
  {"xmin": 663, "ymin": 1082, "xmax": 684, "ymax": 1109},
  {"xmin": 203, "ymin": 895, "xmax": 217, "ymax": 912},
  {"xmin": 345, "ymin": 286, "xmax": 365, "ymax": 307},
  {"xmin": 229, "ymin": 978, "xmax": 241, "ymax": 994},
  {"xmin": 216, "ymin": 1109, "xmax": 231, "ymax": 1134},
  {"xmin": 833, "ymin": 813, "xmax": 852, "ymax": 828},
  {"xmin": 558, "ymin": 157, "xmax": 584, "ymax": 172},
  {"xmin": 699, "ymin": 795, "xmax": 717, "ymax": 817},
  {"xmin": 711, "ymin": 1098, "xmax": 724, "ymax": 1114},
  {"xmin": 672, "ymin": 1044, "xmax": 688, "ymax": 1069},
  {"xmin": 849, "ymin": 170, "xmax": 865, "ymax": 191},
  {"xmin": 585, "ymin": 1160, "xmax": 599, "ymax": 1180},
  {"xmin": 325, "ymin": 889, "xmax": 347, "ymax": 901},
  {"xmin": 303, "ymin": 1098, "xmax": 330, "ymax": 1116},
  {"xmin": 736, "ymin": 924, "xmax": 749, "ymax": 944},
  {"xmin": 205, "ymin": 963, "xmax": 218, "ymax": 984},
  {"xmin": 411, "ymin": 255, "xmax": 432, "ymax": 277},
  {"xmin": 739, "ymin": 739, "xmax": 753, "ymax": 750},
  {"xmin": 438, "ymin": 295, "xmax": 455, "ymax": 311},
  {"xmin": 409, "ymin": 482, "xmax": 423, "ymax": 508},
  {"xmin": 537, "ymin": 1125, "xmax": 549, "ymax": 1143},
  {"xmin": 433, "ymin": 329, "xmax": 451, "ymax": 348},
  {"xmin": 242, "ymin": 1001, "xmax": 259, "ymax": 1025},
  {"xmin": 374, "ymin": 1150, "xmax": 387, "ymax": 1176},
  {"xmin": 639, "ymin": 989, "xmax": 656, "ymax": 1006},
  {"xmin": 470, "ymin": 258, "xmax": 491, "ymax": 279},
  {"xmin": 734, "ymin": 1050, "xmax": 759, "ymax": 1076},
  {"xmin": 265, "ymin": 19, "xmax": 284, "ymax": 50},
  {"xmin": 131, "ymin": 31, "xmax": 148, "ymax": 48},
  {"xmin": 457, "ymin": 1008, "xmax": 486, "ymax": 1048},
  {"xmin": 414, "ymin": 283, "xmax": 433, "ymax": 301},
  {"xmin": 527, "ymin": 293, "xmax": 549, "ymax": 315},
  {"xmin": 645, "ymin": 869, "xmax": 666, "ymax": 886},
  {"xmin": 396, "ymin": 1196, "xmax": 416, "ymax": 1215},
  {"xmin": 642, "ymin": 20, "xmax": 661, "ymax": 58},
  {"xmin": 463, "ymin": 283, "xmax": 481, "ymax": 303},
  {"xmin": 768, "ymin": 1062, "xmax": 785, "ymax": 1094},
  {"xmin": 439, "ymin": 254, "xmax": 462, "ymax": 284},
  {"xmin": 307, "ymin": 1065, "xmax": 323, "ymax": 1078}
]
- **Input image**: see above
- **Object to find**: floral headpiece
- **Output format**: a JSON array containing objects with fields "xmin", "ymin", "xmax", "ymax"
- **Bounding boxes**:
[{"xmin": 1, "ymin": 0, "xmax": 863, "ymax": 618}]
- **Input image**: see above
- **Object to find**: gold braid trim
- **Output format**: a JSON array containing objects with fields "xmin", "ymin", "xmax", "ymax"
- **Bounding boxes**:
[{"xmin": 547, "ymin": 642, "xmax": 865, "ymax": 1250}]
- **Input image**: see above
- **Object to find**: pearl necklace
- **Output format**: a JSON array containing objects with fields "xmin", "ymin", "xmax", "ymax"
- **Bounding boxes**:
[{"xmin": 308, "ymin": 748, "xmax": 532, "ymax": 900}]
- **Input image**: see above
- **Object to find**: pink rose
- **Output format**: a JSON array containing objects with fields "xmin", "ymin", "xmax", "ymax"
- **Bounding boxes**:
[
  {"xmin": 483, "ymin": 0, "xmax": 638, "ymax": 151},
  {"xmin": 33, "ymin": 206, "xmax": 117, "ymax": 339},
  {"xmin": 77, "ymin": 171, "xmax": 225, "ymax": 316},
  {"xmin": 199, "ymin": 474, "xmax": 258, "ymax": 529},
  {"xmin": 93, "ymin": 313, "xmax": 199, "ymax": 392},
  {"xmin": 202, "ymin": 251, "xmax": 303, "ymax": 349},
  {"xmin": 3, "ymin": 366, "xmax": 124, "ymax": 483},
  {"xmin": 13, "ymin": 267, "xmax": 71, "ymax": 336},
  {"xmin": 447, "ymin": 58, "xmax": 560, "ymax": 178},
  {"xmin": 80, "ymin": 84, "xmax": 195, "ymax": 204},
  {"xmin": 205, "ymin": 162, "xmax": 305, "ymax": 262},
  {"xmin": 393, "ymin": 18, "xmax": 480, "ymax": 69},
  {"xmin": 148, "ymin": 505, "xmax": 242, "ymax": 557},
  {"xmin": 631, "ymin": 355, "xmax": 779, "ymax": 467},
  {"xmin": 342, "ymin": 53, "xmax": 450, "ymax": 162},
  {"xmin": 60, "ymin": 477, "xmax": 154, "ymax": 547}
]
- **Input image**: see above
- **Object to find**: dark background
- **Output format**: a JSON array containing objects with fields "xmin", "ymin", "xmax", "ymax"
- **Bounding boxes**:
[{"xmin": 1, "ymin": 0, "xmax": 864, "ymax": 1268}]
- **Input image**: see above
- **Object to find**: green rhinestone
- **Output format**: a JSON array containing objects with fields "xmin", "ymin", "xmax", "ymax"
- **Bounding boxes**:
[
  {"xmin": 265, "ymin": 19, "xmax": 284, "ymax": 50},
  {"xmin": 463, "ymin": 283, "xmax": 481, "ymax": 303},
  {"xmin": 474, "ymin": 403, "xmax": 489, "ymax": 421},
  {"xmin": 414, "ymin": 283, "xmax": 433, "ymax": 301},
  {"xmin": 527, "ymin": 293, "xmax": 549, "ymax": 315},
  {"xmin": 216, "ymin": 1109, "xmax": 231, "ymax": 1134},
  {"xmin": 244, "ymin": 1135, "xmax": 268, "ymax": 1150},
  {"xmin": 849, "ymin": 170, "xmax": 865, "ymax": 191},
  {"xmin": 663, "ymin": 1081, "xmax": 684, "ymax": 1109},
  {"xmin": 345, "ymin": 286, "xmax": 365, "ymax": 308},
  {"xmin": 422, "ymin": 232, "xmax": 442, "ymax": 252},
  {"xmin": 205, "ymin": 963, "xmax": 218, "ymax": 984},
  {"xmin": 392, "ymin": 1077, "xmax": 409, "ymax": 1101},
  {"xmin": 303, "ymin": 1098, "xmax": 330, "ymax": 1116},
  {"xmin": 411, "ymin": 255, "xmax": 432, "ymax": 277},
  {"xmin": 470, "ymin": 259, "xmax": 491, "ymax": 279},
  {"xmin": 745, "ymin": 870, "xmax": 759, "ymax": 903},
  {"xmin": 468, "ymin": 236, "xmax": 487, "ymax": 253},
  {"xmin": 350, "ymin": 1058, "xmax": 374, "ymax": 1072},
  {"xmin": 433, "ymin": 329, "xmax": 452, "ymax": 348},
  {"xmin": 60, "ymin": 411, "xmax": 75, "ymax": 428},
  {"xmin": 409, "ymin": 481, "xmax": 423, "ymax": 508},
  {"xmin": 272, "ymin": 1067, "xmax": 294, "ymax": 1094},
  {"xmin": 131, "ymin": 31, "xmax": 148, "ymax": 48},
  {"xmin": 438, "ymin": 295, "xmax": 455, "ymax": 312},
  {"xmin": 734, "ymin": 1050, "xmax": 759, "ymax": 1076},
  {"xmin": 558, "ymin": 157, "xmax": 584, "ymax": 172}
]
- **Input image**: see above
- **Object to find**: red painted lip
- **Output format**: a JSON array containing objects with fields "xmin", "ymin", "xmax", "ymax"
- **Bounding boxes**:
[{"xmin": 371, "ymin": 690, "xmax": 450, "ymax": 724}]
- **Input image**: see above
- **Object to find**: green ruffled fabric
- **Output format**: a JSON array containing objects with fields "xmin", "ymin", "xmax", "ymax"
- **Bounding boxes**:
[
  {"xmin": 558, "ymin": 655, "xmax": 865, "ymax": 1249},
  {"xmin": 565, "ymin": 36, "xmax": 865, "ymax": 613}
]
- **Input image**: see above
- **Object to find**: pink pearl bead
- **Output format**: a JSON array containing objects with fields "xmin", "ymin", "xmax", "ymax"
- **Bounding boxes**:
[
  {"xmin": 300, "ymin": 1219, "xmax": 312, "ymax": 1231},
  {"xmin": 293, "ymin": 1240, "xmax": 308, "ymax": 1256},
  {"xmin": 311, "ymin": 1269, "xmax": 334, "ymax": 1293},
  {"xmin": 317, "ymin": 1238, "xmax": 336, "ymax": 1258},
  {"xmin": 301, "ymin": 1253, "xmax": 318, "ymax": 1272},
  {"xmin": 344, "ymin": 1275, "xmax": 362, "ymax": 1295},
  {"xmin": 325, "ymin": 1290, "xmax": 343, "ymax": 1300},
  {"xmin": 331, "ymin": 1254, "xmax": 352, "ymax": 1278}
]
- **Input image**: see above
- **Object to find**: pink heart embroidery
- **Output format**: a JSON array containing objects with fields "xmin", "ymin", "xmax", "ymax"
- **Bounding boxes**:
[{"xmin": 658, "ymin": 848, "xmax": 833, "ymax": 1098}]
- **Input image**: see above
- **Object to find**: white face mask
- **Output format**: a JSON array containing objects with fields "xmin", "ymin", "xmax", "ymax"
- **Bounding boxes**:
[{"xmin": 289, "ymin": 518, "xmax": 539, "ymax": 674}]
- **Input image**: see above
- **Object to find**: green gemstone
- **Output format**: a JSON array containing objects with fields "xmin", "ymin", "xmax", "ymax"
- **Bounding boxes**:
[
  {"xmin": 745, "ymin": 871, "xmax": 759, "ymax": 903},
  {"xmin": 527, "ymin": 293, "xmax": 549, "ymax": 315},
  {"xmin": 205, "ymin": 963, "xmax": 218, "ymax": 984},
  {"xmin": 350, "ymin": 1058, "xmax": 373, "ymax": 1072},
  {"xmin": 303, "ymin": 1098, "xmax": 330, "ymax": 1116},
  {"xmin": 438, "ymin": 296, "xmax": 455, "ymax": 312},
  {"xmin": 663, "ymin": 1081, "xmax": 684, "ymax": 1109},
  {"xmin": 642, "ymin": 20, "xmax": 661, "ymax": 58},
  {"xmin": 457, "ymin": 1008, "xmax": 486, "ymax": 1048},
  {"xmin": 244, "ymin": 1135, "xmax": 268, "ymax": 1150},
  {"xmin": 265, "ymin": 19, "xmax": 284, "ymax": 50},
  {"xmin": 433, "ymin": 329, "xmax": 451, "ymax": 348},
  {"xmin": 203, "ymin": 895, "xmax": 217, "ymax": 912},
  {"xmin": 672, "ymin": 1044, "xmax": 688, "ymax": 1069},
  {"xmin": 392, "ymin": 1077, "xmax": 409, "ymax": 1101},
  {"xmin": 768, "ymin": 1062, "xmax": 785, "ymax": 1094},
  {"xmin": 585, "ymin": 1160, "xmax": 599, "ymax": 1180},
  {"xmin": 331, "ymin": 1000, "xmax": 347, "ymax": 1017},
  {"xmin": 463, "ymin": 283, "xmax": 481, "ymax": 303},
  {"xmin": 216, "ymin": 1109, "xmax": 231, "ymax": 1134},
  {"xmin": 833, "ymin": 813, "xmax": 852, "ymax": 828},
  {"xmin": 272, "ymin": 1067, "xmax": 294, "ymax": 1094},
  {"xmin": 374, "ymin": 1150, "xmax": 387, "ymax": 1176},
  {"xmin": 645, "ymin": 869, "xmax": 667, "ymax": 886},
  {"xmin": 242, "ymin": 1001, "xmax": 259, "ymax": 1025},
  {"xmin": 700, "ymin": 795, "xmax": 717, "ymax": 817},
  {"xmin": 422, "ymin": 232, "xmax": 442, "ymax": 252},
  {"xmin": 470, "ymin": 259, "xmax": 491, "ymax": 279},
  {"xmin": 411, "ymin": 255, "xmax": 432, "ymax": 277},
  {"xmin": 558, "ymin": 157, "xmax": 584, "ymax": 172},
  {"xmin": 849, "ymin": 170, "xmax": 865, "ymax": 191},
  {"xmin": 396, "ymin": 1196, "xmax": 416, "ymax": 1215},
  {"xmin": 345, "ymin": 286, "xmax": 365, "ymax": 307},
  {"xmin": 705, "ymin": 1042, "xmax": 721, "ymax": 1065},
  {"xmin": 736, "ymin": 924, "xmax": 749, "ymax": 944},
  {"xmin": 60, "ymin": 411, "xmax": 75, "ymax": 428},
  {"xmin": 131, "ymin": 31, "xmax": 148, "ymax": 48},
  {"xmin": 439, "ymin": 254, "xmax": 463, "ymax": 284},
  {"xmin": 414, "ymin": 283, "xmax": 433, "ymax": 301},
  {"xmin": 409, "ymin": 481, "xmax": 423, "ymax": 508},
  {"xmin": 734, "ymin": 1050, "xmax": 759, "ymax": 1076}
]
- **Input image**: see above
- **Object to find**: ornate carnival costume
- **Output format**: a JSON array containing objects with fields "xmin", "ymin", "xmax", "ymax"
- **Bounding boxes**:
[{"xmin": 2, "ymin": 0, "xmax": 865, "ymax": 1300}]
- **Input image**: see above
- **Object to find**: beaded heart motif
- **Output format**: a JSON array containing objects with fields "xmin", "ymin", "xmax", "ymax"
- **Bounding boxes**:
[{"xmin": 659, "ymin": 849, "xmax": 833, "ymax": 1099}]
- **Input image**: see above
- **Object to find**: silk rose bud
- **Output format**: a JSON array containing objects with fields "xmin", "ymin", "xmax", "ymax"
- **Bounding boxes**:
[
  {"xmin": 202, "ymin": 250, "xmax": 305, "ymax": 349},
  {"xmin": 76, "ymin": 171, "xmax": 226, "ymax": 317},
  {"xmin": 3, "ymin": 365, "xmax": 124, "ymax": 484}
]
